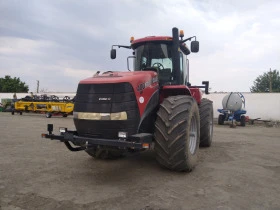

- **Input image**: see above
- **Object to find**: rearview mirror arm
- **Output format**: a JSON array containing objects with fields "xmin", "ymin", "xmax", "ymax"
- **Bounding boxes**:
[
  {"xmin": 111, "ymin": 45, "xmax": 131, "ymax": 49},
  {"xmin": 180, "ymin": 36, "xmax": 196, "ymax": 43}
]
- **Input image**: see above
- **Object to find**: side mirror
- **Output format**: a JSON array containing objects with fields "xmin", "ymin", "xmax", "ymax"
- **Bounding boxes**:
[
  {"xmin": 110, "ymin": 49, "xmax": 116, "ymax": 59},
  {"xmin": 191, "ymin": 41, "xmax": 199, "ymax": 53}
]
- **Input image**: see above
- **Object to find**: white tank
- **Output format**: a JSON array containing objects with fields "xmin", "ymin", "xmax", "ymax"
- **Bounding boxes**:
[{"xmin": 222, "ymin": 93, "xmax": 243, "ymax": 112}]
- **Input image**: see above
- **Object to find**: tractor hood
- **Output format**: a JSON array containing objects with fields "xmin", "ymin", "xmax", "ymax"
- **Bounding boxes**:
[
  {"xmin": 79, "ymin": 71, "xmax": 158, "ymax": 87},
  {"xmin": 78, "ymin": 71, "xmax": 159, "ymax": 117}
]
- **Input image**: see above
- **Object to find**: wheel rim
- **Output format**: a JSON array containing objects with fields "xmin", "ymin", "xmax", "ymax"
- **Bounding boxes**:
[{"xmin": 189, "ymin": 115, "xmax": 198, "ymax": 155}]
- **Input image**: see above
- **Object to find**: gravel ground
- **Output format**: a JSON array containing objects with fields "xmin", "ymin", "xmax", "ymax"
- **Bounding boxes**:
[{"xmin": 0, "ymin": 112, "xmax": 279, "ymax": 210}]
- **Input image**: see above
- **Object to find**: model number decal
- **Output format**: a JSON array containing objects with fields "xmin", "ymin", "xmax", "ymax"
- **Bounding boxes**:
[
  {"xmin": 137, "ymin": 76, "xmax": 158, "ymax": 92},
  {"xmin": 99, "ymin": 98, "xmax": 111, "ymax": 101}
]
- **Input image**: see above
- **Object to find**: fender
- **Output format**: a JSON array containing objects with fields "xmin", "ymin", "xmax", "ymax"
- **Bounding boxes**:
[
  {"xmin": 160, "ymin": 85, "xmax": 202, "ymax": 104},
  {"xmin": 138, "ymin": 90, "xmax": 159, "ymax": 133}
]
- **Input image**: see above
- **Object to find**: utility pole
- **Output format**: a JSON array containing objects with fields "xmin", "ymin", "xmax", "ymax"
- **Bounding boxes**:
[
  {"xmin": 268, "ymin": 68, "xmax": 277, "ymax": 93},
  {"xmin": 36, "ymin": 80, "xmax": 39, "ymax": 93}
]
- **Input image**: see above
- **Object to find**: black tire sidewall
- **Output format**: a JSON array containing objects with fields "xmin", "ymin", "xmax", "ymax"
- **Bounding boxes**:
[
  {"xmin": 199, "ymin": 98, "xmax": 213, "ymax": 147},
  {"xmin": 154, "ymin": 95, "xmax": 200, "ymax": 171}
]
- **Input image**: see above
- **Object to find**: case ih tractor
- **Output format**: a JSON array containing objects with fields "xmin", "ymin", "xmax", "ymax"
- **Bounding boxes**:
[{"xmin": 42, "ymin": 27, "xmax": 213, "ymax": 172}]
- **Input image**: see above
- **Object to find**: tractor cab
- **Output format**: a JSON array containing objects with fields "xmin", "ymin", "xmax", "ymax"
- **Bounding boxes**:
[
  {"xmin": 132, "ymin": 40, "xmax": 186, "ymax": 86},
  {"xmin": 111, "ymin": 28, "xmax": 200, "ymax": 87}
]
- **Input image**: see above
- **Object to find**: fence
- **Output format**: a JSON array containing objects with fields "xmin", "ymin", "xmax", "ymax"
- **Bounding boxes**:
[{"xmin": 1, "ymin": 92, "xmax": 280, "ymax": 120}]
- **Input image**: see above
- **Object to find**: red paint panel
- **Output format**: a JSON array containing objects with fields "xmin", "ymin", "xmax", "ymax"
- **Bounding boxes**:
[
  {"xmin": 160, "ymin": 85, "xmax": 191, "ymax": 103},
  {"xmin": 189, "ymin": 88, "xmax": 202, "ymax": 104},
  {"xmin": 79, "ymin": 71, "xmax": 159, "ymax": 117},
  {"xmin": 159, "ymin": 85, "xmax": 202, "ymax": 104}
]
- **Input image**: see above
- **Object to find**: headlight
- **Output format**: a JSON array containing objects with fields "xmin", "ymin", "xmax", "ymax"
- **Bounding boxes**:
[
  {"xmin": 74, "ymin": 112, "xmax": 101, "ymax": 120},
  {"xmin": 74, "ymin": 112, "xmax": 127, "ymax": 120},
  {"xmin": 110, "ymin": 112, "xmax": 127, "ymax": 120}
]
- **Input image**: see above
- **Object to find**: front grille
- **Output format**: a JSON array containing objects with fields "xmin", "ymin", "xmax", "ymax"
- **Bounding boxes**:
[{"xmin": 74, "ymin": 83, "xmax": 140, "ymax": 139}]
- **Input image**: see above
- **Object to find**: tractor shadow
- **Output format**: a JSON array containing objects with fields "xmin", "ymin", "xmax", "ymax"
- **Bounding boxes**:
[{"xmin": 80, "ymin": 149, "xmax": 197, "ymax": 186}]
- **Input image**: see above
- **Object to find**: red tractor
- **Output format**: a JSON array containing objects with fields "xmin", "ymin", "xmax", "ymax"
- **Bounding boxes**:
[{"xmin": 42, "ymin": 27, "xmax": 213, "ymax": 172}]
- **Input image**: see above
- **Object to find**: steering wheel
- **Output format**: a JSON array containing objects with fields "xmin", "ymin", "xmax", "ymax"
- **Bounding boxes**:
[{"xmin": 152, "ymin": 63, "xmax": 164, "ymax": 70}]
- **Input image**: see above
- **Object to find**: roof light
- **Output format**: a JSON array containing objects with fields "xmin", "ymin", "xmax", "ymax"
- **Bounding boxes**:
[
  {"xmin": 179, "ymin": 30, "xmax": 184, "ymax": 38},
  {"xmin": 130, "ymin": 36, "xmax": 134, "ymax": 43}
]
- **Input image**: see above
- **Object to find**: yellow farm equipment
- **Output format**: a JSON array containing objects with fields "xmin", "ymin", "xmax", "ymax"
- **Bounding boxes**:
[{"xmin": 12, "ymin": 95, "xmax": 75, "ymax": 118}]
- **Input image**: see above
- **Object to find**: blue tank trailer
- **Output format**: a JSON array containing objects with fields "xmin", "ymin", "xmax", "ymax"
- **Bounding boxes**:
[{"xmin": 217, "ymin": 92, "xmax": 247, "ymax": 126}]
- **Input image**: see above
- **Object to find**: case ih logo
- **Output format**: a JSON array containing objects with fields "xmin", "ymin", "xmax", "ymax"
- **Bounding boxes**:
[
  {"xmin": 137, "ymin": 76, "xmax": 158, "ymax": 92},
  {"xmin": 99, "ymin": 98, "xmax": 111, "ymax": 101}
]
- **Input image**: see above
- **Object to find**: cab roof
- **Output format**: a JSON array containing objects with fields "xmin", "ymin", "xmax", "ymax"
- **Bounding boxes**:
[{"xmin": 131, "ymin": 36, "xmax": 173, "ymax": 49}]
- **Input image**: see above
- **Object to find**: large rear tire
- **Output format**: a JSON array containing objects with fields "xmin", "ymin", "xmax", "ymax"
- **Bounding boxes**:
[
  {"xmin": 154, "ymin": 95, "xmax": 200, "ymax": 172},
  {"xmin": 199, "ymin": 98, "xmax": 213, "ymax": 147}
]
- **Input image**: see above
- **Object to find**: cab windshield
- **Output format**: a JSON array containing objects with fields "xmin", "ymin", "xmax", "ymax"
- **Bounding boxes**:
[
  {"xmin": 134, "ymin": 43, "xmax": 172, "ymax": 71},
  {"xmin": 134, "ymin": 43, "xmax": 184, "ymax": 85}
]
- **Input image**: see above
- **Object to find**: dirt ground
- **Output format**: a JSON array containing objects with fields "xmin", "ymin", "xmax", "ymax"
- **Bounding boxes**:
[{"xmin": 0, "ymin": 112, "xmax": 279, "ymax": 210}]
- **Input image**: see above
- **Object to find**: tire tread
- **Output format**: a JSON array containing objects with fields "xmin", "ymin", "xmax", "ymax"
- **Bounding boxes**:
[
  {"xmin": 154, "ymin": 95, "xmax": 200, "ymax": 172},
  {"xmin": 199, "ymin": 98, "xmax": 213, "ymax": 147}
]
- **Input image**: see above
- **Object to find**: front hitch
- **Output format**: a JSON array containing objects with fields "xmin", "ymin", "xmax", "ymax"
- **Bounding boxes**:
[{"xmin": 41, "ymin": 124, "xmax": 153, "ymax": 152}]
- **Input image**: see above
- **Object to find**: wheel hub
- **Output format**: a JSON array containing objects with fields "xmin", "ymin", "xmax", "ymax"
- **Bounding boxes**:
[{"xmin": 189, "ymin": 115, "xmax": 197, "ymax": 155}]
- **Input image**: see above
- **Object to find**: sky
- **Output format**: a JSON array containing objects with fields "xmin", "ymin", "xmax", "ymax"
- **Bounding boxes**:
[{"xmin": 0, "ymin": 0, "xmax": 280, "ymax": 93}]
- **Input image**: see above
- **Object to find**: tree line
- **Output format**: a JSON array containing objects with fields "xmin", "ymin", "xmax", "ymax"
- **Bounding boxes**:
[
  {"xmin": 0, "ymin": 75, "xmax": 29, "ymax": 92},
  {"xmin": 250, "ymin": 69, "xmax": 280, "ymax": 93}
]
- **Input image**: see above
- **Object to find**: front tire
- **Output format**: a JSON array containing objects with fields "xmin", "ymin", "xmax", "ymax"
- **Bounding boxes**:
[
  {"xmin": 154, "ymin": 95, "xmax": 200, "ymax": 172},
  {"xmin": 199, "ymin": 98, "xmax": 213, "ymax": 147}
]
